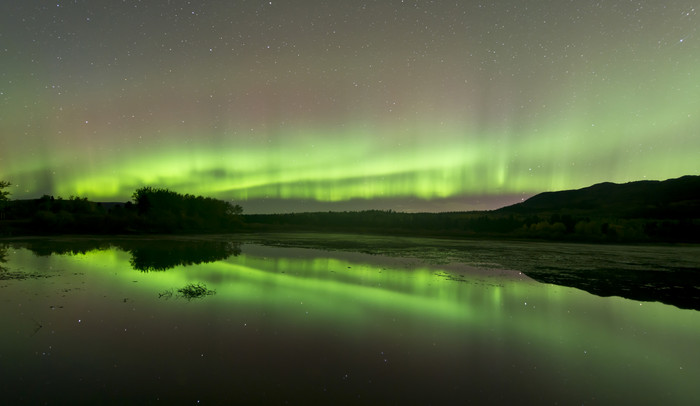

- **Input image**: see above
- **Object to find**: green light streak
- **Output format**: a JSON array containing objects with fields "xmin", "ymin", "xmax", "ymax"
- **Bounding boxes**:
[
  {"xmin": 2, "ymin": 32, "xmax": 699, "ymax": 204},
  {"xmin": 3, "ymin": 52, "xmax": 699, "ymax": 205},
  {"xmin": 1, "ymin": 1, "xmax": 699, "ymax": 209},
  {"xmin": 4, "ymin": 99, "xmax": 698, "ymax": 205}
]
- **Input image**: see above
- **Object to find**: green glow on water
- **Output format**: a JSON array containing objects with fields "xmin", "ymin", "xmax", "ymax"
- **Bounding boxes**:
[
  {"xmin": 16, "ymin": 244, "xmax": 700, "ymax": 341},
  {"xmin": 2, "ymin": 242, "xmax": 700, "ymax": 404}
]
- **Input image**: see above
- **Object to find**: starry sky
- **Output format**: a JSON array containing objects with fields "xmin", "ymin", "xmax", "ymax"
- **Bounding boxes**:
[{"xmin": 1, "ymin": 1, "xmax": 698, "ymax": 213}]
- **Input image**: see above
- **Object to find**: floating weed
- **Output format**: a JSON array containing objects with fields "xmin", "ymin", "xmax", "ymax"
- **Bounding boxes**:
[
  {"xmin": 158, "ymin": 288, "xmax": 174, "ymax": 299},
  {"xmin": 158, "ymin": 283, "xmax": 215, "ymax": 300},
  {"xmin": 176, "ymin": 282, "xmax": 216, "ymax": 300},
  {"xmin": 0, "ymin": 267, "xmax": 58, "ymax": 281}
]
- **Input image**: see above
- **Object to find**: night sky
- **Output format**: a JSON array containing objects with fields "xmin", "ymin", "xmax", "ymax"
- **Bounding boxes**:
[{"xmin": 1, "ymin": 1, "xmax": 698, "ymax": 213}]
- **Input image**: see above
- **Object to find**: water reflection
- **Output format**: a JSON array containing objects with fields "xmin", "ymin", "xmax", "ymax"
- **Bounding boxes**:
[
  {"xmin": 250, "ymin": 234, "xmax": 700, "ymax": 311},
  {"xmin": 0, "ymin": 242, "xmax": 7, "ymax": 273},
  {"xmin": 126, "ymin": 240, "xmax": 241, "ymax": 272},
  {"xmin": 1, "ymin": 239, "xmax": 699, "ymax": 404},
  {"xmin": 14, "ymin": 237, "xmax": 242, "ymax": 271},
  {"xmin": 13, "ymin": 236, "xmax": 699, "ymax": 310}
]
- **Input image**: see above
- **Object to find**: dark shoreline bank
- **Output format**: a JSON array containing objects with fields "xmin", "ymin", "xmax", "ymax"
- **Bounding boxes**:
[{"xmin": 2, "ymin": 175, "xmax": 698, "ymax": 243}]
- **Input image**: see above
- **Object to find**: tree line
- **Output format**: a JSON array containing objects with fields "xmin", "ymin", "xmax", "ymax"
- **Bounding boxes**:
[
  {"xmin": 244, "ymin": 210, "xmax": 700, "ymax": 243},
  {"xmin": 0, "ymin": 183, "xmax": 243, "ymax": 234},
  {"xmin": 1, "ymin": 179, "xmax": 698, "ymax": 242},
  {"xmin": 9, "ymin": 237, "xmax": 242, "ymax": 272}
]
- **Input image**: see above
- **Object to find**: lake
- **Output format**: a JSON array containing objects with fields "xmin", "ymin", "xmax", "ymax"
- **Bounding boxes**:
[{"xmin": 1, "ymin": 234, "xmax": 699, "ymax": 405}]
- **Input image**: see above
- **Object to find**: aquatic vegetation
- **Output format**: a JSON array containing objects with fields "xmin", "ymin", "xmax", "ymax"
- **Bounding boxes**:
[
  {"xmin": 177, "ymin": 282, "xmax": 216, "ymax": 300},
  {"xmin": 158, "ymin": 283, "xmax": 216, "ymax": 300},
  {"xmin": 158, "ymin": 288, "xmax": 174, "ymax": 299}
]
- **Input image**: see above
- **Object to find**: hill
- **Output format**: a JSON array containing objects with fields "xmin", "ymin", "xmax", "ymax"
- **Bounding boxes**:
[
  {"xmin": 498, "ymin": 175, "xmax": 700, "ymax": 219},
  {"xmin": 2, "ymin": 176, "xmax": 698, "ymax": 242},
  {"xmin": 244, "ymin": 175, "xmax": 700, "ymax": 242}
]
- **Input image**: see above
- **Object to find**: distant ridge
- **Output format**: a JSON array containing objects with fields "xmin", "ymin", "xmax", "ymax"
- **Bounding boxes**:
[
  {"xmin": 498, "ymin": 175, "xmax": 700, "ymax": 218},
  {"xmin": 3, "ymin": 175, "xmax": 698, "ymax": 243}
]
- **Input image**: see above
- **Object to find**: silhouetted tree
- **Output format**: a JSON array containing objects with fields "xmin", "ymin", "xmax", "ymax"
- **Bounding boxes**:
[
  {"xmin": 0, "ymin": 181, "xmax": 10, "ymax": 220},
  {"xmin": 131, "ymin": 186, "xmax": 242, "ymax": 231},
  {"xmin": 0, "ymin": 242, "xmax": 7, "ymax": 264},
  {"xmin": 127, "ymin": 240, "xmax": 242, "ymax": 272}
]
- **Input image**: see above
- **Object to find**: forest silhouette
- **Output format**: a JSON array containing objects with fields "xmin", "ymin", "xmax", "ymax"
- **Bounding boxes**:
[
  {"xmin": 0, "ymin": 185, "xmax": 243, "ymax": 234},
  {"xmin": 7, "ymin": 238, "xmax": 242, "ymax": 272},
  {"xmin": 0, "ymin": 176, "xmax": 699, "ymax": 243}
]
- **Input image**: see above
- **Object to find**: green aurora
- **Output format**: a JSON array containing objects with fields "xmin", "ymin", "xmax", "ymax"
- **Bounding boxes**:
[{"xmin": 1, "ymin": 1, "xmax": 698, "ymax": 211}]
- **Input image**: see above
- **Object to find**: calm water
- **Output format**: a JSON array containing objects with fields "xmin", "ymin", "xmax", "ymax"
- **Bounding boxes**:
[{"xmin": 1, "ymin": 236, "xmax": 699, "ymax": 405}]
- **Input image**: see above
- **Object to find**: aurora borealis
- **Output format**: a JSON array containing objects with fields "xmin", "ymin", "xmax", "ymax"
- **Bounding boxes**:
[{"xmin": 1, "ymin": 1, "xmax": 698, "ymax": 212}]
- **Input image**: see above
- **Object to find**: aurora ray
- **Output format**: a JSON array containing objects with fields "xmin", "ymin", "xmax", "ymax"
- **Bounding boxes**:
[{"xmin": 1, "ymin": 1, "xmax": 698, "ymax": 212}]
